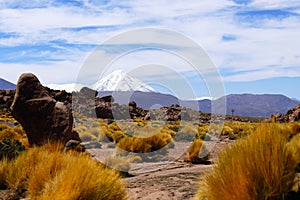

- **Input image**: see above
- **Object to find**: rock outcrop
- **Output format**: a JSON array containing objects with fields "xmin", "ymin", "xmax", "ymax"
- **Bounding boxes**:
[
  {"xmin": 10, "ymin": 73, "xmax": 81, "ymax": 146},
  {"xmin": 0, "ymin": 90, "xmax": 15, "ymax": 112},
  {"xmin": 285, "ymin": 104, "xmax": 300, "ymax": 122},
  {"xmin": 161, "ymin": 104, "xmax": 191, "ymax": 121},
  {"xmin": 271, "ymin": 104, "xmax": 300, "ymax": 122},
  {"xmin": 95, "ymin": 95, "xmax": 114, "ymax": 119}
]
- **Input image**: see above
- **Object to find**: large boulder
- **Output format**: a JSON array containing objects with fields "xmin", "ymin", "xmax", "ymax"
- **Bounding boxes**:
[
  {"xmin": 10, "ymin": 73, "xmax": 81, "ymax": 146},
  {"xmin": 95, "ymin": 95, "xmax": 114, "ymax": 119}
]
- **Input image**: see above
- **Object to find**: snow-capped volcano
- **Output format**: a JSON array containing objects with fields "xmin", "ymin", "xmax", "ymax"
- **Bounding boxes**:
[{"xmin": 92, "ymin": 70, "xmax": 156, "ymax": 92}]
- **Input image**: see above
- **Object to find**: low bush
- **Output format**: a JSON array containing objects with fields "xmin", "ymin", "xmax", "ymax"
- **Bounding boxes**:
[
  {"xmin": 0, "ymin": 138, "xmax": 25, "ymax": 160},
  {"xmin": 0, "ymin": 123, "xmax": 28, "ymax": 148},
  {"xmin": 174, "ymin": 123, "xmax": 197, "ymax": 141},
  {"xmin": 117, "ymin": 132, "xmax": 173, "ymax": 154},
  {"xmin": 196, "ymin": 123, "xmax": 298, "ymax": 200},
  {"xmin": 287, "ymin": 133, "xmax": 300, "ymax": 168},
  {"xmin": 1, "ymin": 142, "xmax": 127, "ymax": 200},
  {"xmin": 103, "ymin": 155, "xmax": 142, "ymax": 173},
  {"xmin": 186, "ymin": 139, "xmax": 209, "ymax": 162},
  {"xmin": 0, "ymin": 158, "xmax": 8, "ymax": 189},
  {"xmin": 187, "ymin": 139, "xmax": 203, "ymax": 161}
]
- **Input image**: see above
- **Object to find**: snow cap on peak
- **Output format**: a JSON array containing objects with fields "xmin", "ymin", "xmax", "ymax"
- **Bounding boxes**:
[{"xmin": 92, "ymin": 70, "xmax": 156, "ymax": 92}]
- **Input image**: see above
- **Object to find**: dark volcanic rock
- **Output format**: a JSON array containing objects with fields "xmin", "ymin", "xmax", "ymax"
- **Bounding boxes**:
[
  {"xmin": 95, "ymin": 95, "xmax": 114, "ymax": 119},
  {"xmin": 162, "ymin": 104, "xmax": 182, "ymax": 121},
  {"xmin": 0, "ymin": 90, "xmax": 15, "ymax": 112},
  {"xmin": 271, "ymin": 104, "xmax": 300, "ymax": 122},
  {"xmin": 10, "ymin": 73, "xmax": 81, "ymax": 146},
  {"xmin": 80, "ymin": 87, "xmax": 99, "ymax": 98},
  {"xmin": 286, "ymin": 104, "xmax": 300, "ymax": 122}
]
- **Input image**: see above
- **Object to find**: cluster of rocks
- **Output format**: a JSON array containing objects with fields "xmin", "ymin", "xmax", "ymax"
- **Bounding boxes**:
[
  {"xmin": 72, "ymin": 87, "xmax": 156, "ymax": 120},
  {"xmin": 0, "ymin": 84, "xmax": 71, "ymax": 114},
  {"xmin": 0, "ymin": 90, "xmax": 15, "ymax": 113},
  {"xmin": 71, "ymin": 87, "xmax": 195, "ymax": 122},
  {"xmin": 160, "ymin": 104, "xmax": 191, "ymax": 121},
  {"xmin": 271, "ymin": 104, "xmax": 300, "ymax": 123},
  {"xmin": 3, "ymin": 73, "xmax": 196, "ymax": 147}
]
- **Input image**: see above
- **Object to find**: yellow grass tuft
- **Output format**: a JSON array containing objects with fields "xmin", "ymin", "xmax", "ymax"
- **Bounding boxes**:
[
  {"xmin": 3, "ymin": 142, "xmax": 127, "ymax": 200},
  {"xmin": 0, "ymin": 158, "xmax": 8, "ymax": 189},
  {"xmin": 39, "ymin": 156, "xmax": 126, "ymax": 200},
  {"xmin": 0, "ymin": 123, "xmax": 29, "ymax": 147},
  {"xmin": 196, "ymin": 123, "xmax": 298, "ymax": 200},
  {"xmin": 117, "ymin": 132, "xmax": 173, "ymax": 154},
  {"xmin": 287, "ymin": 133, "xmax": 300, "ymax": 166},
  {"xmin": 187, "ymin": 139, "xmax": 204, "ymax": 161}
]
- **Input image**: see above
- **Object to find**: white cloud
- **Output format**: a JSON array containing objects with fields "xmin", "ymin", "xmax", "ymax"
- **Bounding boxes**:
[
  {"xmin": 224, "ymin": 67, "xmax": 300, "ymax": 82},
  {"xmin": 0, "ymin": 0, "xmax": 300, "ymax": 85},
  {"xmin": 0, "ymin": 60, "xmax": 82, "ymax": 84},
  {"xmin": 249, "ymin": 0, "xmax": 300, "ymax": 9}
]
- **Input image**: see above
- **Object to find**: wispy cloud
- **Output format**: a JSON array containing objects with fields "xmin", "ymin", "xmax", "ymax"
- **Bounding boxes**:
[{"xmin": 0, "ymin": 0, "xmax": 299, "ymax": 89}]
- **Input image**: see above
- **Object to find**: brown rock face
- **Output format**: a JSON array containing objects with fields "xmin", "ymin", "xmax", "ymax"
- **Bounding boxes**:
[
  {"xmin": 10, "ymin": 73, "xmax": 81, "ymax": 146},
  {"xmin": 287, "ymin": 104, "xmax": 300, "ymax": 122},
  {"xmin": 271, "ymin": 104, "xmax": 300, "ymax": 123},
  {"xmin": 0, "ymin": 90, "xmax": 15, "ymax": 112}
]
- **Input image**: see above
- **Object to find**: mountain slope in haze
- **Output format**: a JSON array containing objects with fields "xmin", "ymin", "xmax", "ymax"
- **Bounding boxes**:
[
  {"xmin": 98, "ymin": 91, "xmax": 180, "ymax": 109},
  {"xmin": 98, "ymin": 92, "xmax": 298, "ymax": 118},
  {"xmin": 213, "ymin": 94, "xmax": 298, "ymax": 118},
  {"xmin": 0, "ymin": 78, "xmax": 16, "ymax": 90},
  {"xmin": 93, "ymin": 70, "xmax": 156, "ymax": 92}
]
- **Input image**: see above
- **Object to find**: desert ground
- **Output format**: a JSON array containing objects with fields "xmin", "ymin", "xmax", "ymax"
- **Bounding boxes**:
[{"xmin": 88, "ymin": 140, "xmax": 232, "ymax": 200}]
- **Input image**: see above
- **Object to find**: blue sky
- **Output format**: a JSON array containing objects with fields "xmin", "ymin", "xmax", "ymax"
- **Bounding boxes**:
[{"xmin": 0, "ymin": 0, "xmax": 300, "ymax": 99}]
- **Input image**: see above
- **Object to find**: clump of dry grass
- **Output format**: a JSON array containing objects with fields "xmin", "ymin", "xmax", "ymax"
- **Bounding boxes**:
[
  {"xmin": 196, "ymin": 123, "xmax": 298, "ymax": 200},
  {"xmin": 187, "ymin": 139, "xmax": 203, "ymax": 161},
  {"xmin": 38, "ymin": 156, "xmax": 126, "ymax": 200},
  {"xmin": 175, "ymin": 122, "xmax": 197, "ymax": 141},
  {"xmin": 0, "ymin": 123, "xmax": 29, "ymax": 148},
  {"xmin": 0, "ymin": 158, "xmax": 8, "ymax": 189},
  {"xmin": 117, "ymin": 136, "xmax": 151, "ymax": 153},
  {"xmin": 287, "ymin": 133, "xmax": 300, "ymax": 192},
  {"xmin": 103, "ymin": 155, "xmax": 142, "ymax": 173},
  {"xmin": 0, "ymin": 124, "xmax": 21, "ymax": 141},
  {"xmin": 225, "ymin": 122, "xmax": 257, "ymax": 137},
  {"xmin": 1, "ymin": 142, "xmax": 127, "ymax": 200},
  {"xmin": 287, "ymin": 133, "xmax": 300, "ymax": 167},
  {"xmin": 117, "ymin": 132, "xmax": 173, "ymax": 154}
]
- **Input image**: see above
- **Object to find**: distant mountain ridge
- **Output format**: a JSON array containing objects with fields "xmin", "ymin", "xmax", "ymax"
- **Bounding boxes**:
[
  {"xmin": 214, "ymin": 94, "xmax": 298, "ymax": 118},
  {"xmin": 98, "ymin": 92, "xmax": 298, "ymax": 118},
  {"xmin": 43, "ymin": 69, "xmax": 298, "ymax": 118},
  {"xmin": 0, "ymin": 78, "xmax": 16, "ymax": 90}
]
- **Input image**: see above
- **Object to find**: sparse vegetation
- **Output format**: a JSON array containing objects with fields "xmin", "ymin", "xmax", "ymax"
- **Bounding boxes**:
[
  {"xmin": 0, "ymin": 123, "xmax": 27, "ymax": 160},
  {"xmin": 187, "ymin": 139, "xmax": 207, "ymax": 162},
  {"xmin": 3, "ymin": 111, "xmax": 298, "ymax": 200},
  {"xmin": 0, "ymin": 138, "xmax": 25, "ymax": 160},
  {"xmin": 1, "ymin": 142, "xmax": 127, "ymax": 200},
  {"xmin": 196, "ymin": 123, "xmax": 299, "ymax": 200}
]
